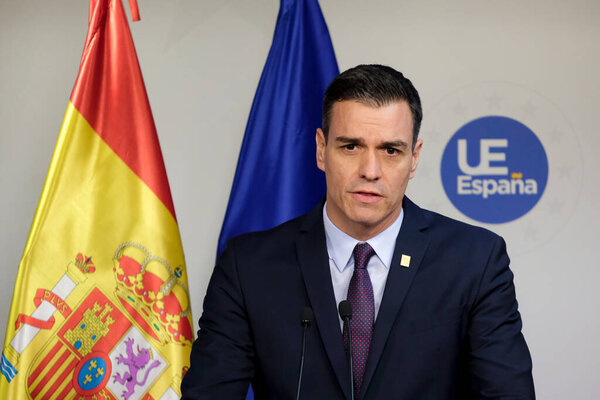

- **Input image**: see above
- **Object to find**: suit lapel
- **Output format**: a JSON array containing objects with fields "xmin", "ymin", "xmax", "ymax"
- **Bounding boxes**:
[
  {"xmin": 296, "ymin": 204, "xmax": 352, "ymax": 400},
  {"xmin": 359, "ymin": 197, "xmax": 430, "ymax": 399}
]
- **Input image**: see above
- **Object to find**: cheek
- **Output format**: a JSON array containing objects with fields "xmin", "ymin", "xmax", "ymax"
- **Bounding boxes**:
[
  {"xmin": 325, "ymin": 159, "xmax": 350, "ymax": 186},
  {"xmin": 386, "ymin": 167, "xmax": 411, "ymax": 193},
  {"xmin": 328, "ymin": 171, "xmax": 348, "ymax": 194}
]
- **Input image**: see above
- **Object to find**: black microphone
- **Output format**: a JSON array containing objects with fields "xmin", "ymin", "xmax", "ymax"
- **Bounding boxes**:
[
  {"xmin": 338, "ymin": 300, "xmax": 354, "ymax": 400},
  {"xmin": 296, "ymin": 306, "xmax": 313, "ymax": 400}
]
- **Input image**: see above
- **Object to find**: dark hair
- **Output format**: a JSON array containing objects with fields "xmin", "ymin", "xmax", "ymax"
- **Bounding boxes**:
[{"xmin": 322, "ymin": 64, "xmax": 422, "ymax": 148}]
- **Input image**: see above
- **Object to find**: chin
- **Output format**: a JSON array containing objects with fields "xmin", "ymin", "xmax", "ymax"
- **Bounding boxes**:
[{"xmin": 349, "ymin": 212, "xmax": 383, "ymax": 228}]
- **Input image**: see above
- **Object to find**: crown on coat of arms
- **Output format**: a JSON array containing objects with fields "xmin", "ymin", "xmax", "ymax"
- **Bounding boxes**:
[{"xmin": 112, "ymin": 242, "xmax": 193, "ymax": 346}]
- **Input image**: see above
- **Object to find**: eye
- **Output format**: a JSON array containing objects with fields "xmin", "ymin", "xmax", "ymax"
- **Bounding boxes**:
[
  {"xmin": 343, "ymin": 144, "xmax": 356, "ymax": 151},
  {"xmin": 385, "ymin": 147, "xmax": 399, "ymax": 155}
]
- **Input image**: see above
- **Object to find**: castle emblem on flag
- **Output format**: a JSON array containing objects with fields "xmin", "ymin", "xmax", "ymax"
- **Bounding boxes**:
[{"xmin": 64, "ymin": 301, "xmax": 115, "ymax": 356}]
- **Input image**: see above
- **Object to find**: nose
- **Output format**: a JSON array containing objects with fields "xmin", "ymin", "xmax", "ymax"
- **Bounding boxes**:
[{"xmin": 359, "ymin": 150, "xmax": 382, "ymax": 181}]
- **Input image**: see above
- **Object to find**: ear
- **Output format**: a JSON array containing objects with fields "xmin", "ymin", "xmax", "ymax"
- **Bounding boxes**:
[
  {"xmin": 409, "ymin": 139, "xmax": 423, "ymax": 179},
  {"xmin": 316, "ymin": 128, "xmax": 326, "ymax": 172}
]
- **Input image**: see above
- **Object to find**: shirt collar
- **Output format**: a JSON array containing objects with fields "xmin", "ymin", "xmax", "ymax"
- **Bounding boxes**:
[{"xmin": 323, "ymin": 203, "xmax": 404, "ymax": 272}]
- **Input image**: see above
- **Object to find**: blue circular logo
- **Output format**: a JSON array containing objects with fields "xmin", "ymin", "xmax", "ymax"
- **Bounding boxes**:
[
  {"xmin": 77, "ymin": 357, "xmax": 107, "ymax": 391},
  {"xmin": 441, "ymin": 116, "xmax": 548, "ymax": 223}
]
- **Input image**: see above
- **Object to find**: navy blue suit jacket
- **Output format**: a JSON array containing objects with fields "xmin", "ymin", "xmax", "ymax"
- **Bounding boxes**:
[{"xmin": 181, "ymin": 198, "xmax": 535, "ymax": 399}]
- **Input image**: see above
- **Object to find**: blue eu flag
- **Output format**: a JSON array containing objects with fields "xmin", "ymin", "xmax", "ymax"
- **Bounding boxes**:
[{"xmin": 217, "ymin": 0, "xmax": 339, "ymax": 257}]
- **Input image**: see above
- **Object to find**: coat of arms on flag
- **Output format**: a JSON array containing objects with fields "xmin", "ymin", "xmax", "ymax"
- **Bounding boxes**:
[
  {"xmin": 5, "ymin": 244, "xmax": 192, "ymax": 400},
  {"xmin": 0, "ymin": 1, "xmax": 194, "ymax": 399}
]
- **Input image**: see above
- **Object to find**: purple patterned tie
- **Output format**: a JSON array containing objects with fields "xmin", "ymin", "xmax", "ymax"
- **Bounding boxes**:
[{"xmin": 344, "ymin": 242, "xmax": 376, "ymax": 398}]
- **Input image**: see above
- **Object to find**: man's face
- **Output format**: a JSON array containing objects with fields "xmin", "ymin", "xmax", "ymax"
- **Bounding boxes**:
[{"xmin": 316, "ymin": 100, "xmax": 422, "ymax": 240}]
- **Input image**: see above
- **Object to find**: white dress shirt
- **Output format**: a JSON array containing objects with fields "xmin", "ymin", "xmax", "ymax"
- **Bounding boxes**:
[{"xmin": 322, "ymin": 203, "xmax": 404, "ymax": 330}]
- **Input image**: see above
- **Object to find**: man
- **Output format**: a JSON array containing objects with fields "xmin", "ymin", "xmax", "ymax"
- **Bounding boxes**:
[{"xmin": 181, "ymin": 65, "xmax": 535, "ymax": 399}]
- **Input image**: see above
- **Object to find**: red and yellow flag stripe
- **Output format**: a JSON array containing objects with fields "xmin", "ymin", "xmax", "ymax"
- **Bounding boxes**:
[{"xmin": 1, "ymin": 1, "xmax": 192, "ymax": 399}]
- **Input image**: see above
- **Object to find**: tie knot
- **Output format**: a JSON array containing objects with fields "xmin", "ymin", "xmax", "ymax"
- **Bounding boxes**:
[{"xmin": 353, "ymin": 242, "xmax": 375, "ymax": 270}]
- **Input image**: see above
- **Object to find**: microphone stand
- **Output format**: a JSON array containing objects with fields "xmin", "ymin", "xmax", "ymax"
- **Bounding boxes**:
[
  {"xmin": 338, "ymin": 301, "xmax": 354, "ymax": 400},
  {"xmin": 296, "ymin": 307, "xmax": 313, "ymax": 400}
]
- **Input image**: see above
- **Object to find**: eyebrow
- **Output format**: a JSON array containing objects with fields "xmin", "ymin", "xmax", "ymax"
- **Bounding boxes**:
[
  {"xmin": 334, "ymin": 136, "xmax": 409, "ymax": 148},
  {"xmin": 379, "ymin": 140, "xmax": 409, "ymax": 149},
  {"xmin": 335, "ymin": 136, "xmax": 363, "ymax": 145}
]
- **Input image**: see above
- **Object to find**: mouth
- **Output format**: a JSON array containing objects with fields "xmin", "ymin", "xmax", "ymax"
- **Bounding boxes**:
[{"xmin": 351, "ymin": 190, "xmax": 383, "ymax": 204}]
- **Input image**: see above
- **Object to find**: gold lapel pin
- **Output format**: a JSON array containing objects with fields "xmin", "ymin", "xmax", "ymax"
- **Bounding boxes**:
[{"xmin": 400, "ymin": 254, "xmax": 411, "ymax": 268}]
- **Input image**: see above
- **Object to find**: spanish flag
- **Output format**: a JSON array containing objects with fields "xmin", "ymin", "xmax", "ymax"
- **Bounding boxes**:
[{"xmin": 0, "ymin": 1, "xmax": 193, "ymax": 399}]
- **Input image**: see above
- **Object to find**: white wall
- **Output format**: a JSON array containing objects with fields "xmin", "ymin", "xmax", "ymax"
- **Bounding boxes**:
[{"xmin": 1, "ymin": 1, "xmax": 598, "ymax": 398}]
